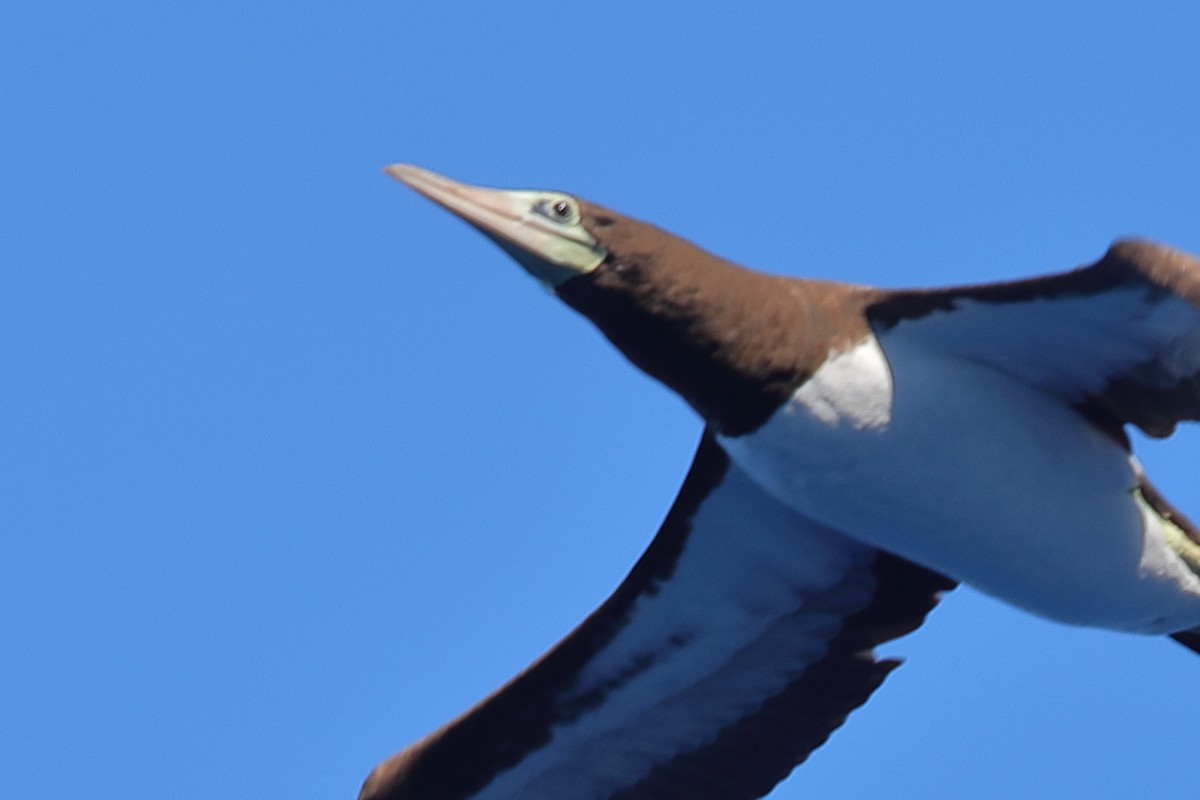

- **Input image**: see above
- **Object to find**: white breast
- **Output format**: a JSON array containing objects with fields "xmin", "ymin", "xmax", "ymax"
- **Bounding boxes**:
[{"xmin": 719, "ymin": 335, "xmax": 1200, "ymax": 634}]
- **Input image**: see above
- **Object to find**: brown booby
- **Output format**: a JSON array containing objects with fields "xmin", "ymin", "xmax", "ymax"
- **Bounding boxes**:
[{"xmin": 362, "ymin": 165, "xmax": 1200, "ymax": 800}]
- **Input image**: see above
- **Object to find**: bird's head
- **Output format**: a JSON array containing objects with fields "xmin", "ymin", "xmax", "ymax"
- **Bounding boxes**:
[
  {"xmin": 386, "ymin": 165, "xmax": 864, "ymax": 435},
  {"xmin": 385, "ymin": 164, "xmax": 607, "ymax": 289}
]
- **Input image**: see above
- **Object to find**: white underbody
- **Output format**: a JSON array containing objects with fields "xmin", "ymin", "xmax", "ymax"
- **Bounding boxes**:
[{"xmin": 719, "ymin": 334, "xmax": 1200, "ymax": 635}]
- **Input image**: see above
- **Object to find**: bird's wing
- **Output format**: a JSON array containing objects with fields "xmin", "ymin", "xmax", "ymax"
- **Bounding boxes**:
[
  {"xmin": 1172, "ymin": 628, "xmax": 1200, "ymax": 654},
  {"xmin": 868, "ymin": 239, "xmax": 1200, "ymax": 439},
  {"xmin": 360, "ymin": 433, "xmax": 955, "ymax": 800}
]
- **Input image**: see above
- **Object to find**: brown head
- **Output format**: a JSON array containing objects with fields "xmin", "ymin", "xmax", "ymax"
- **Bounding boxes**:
[{"xmin": 385, "ymin": 165, "xmax": 872, "ymax": 436}]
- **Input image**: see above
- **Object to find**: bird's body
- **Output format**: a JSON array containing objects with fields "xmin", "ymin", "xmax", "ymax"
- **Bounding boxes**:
[
  {"xmin": 722, "ymin": 333, "xmax": 1200, "ymax": 633},
  {"xmin": 362, "ymin": 165, "xmax": 1200, "ymax": 800}
]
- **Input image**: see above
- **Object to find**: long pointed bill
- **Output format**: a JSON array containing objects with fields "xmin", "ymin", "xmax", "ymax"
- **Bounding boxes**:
[{"xmin": 385, "ymin": 164, "xmax": 606, "ymax": 287}]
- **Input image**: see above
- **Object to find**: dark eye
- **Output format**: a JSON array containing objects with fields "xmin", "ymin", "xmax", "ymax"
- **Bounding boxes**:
[{"xmin": 537, "ymin": 197, "xmax": 579, "ymax": 224}]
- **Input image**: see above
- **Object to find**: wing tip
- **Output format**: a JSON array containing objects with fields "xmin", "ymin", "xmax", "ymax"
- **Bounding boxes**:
[
  {"xmin": 1170, "ymin": 628, "xmax": 1200, "ymax": 656},
  {"xmin": 1104, "ymin": 238, "xmax": 1200, "ymax": 303}
]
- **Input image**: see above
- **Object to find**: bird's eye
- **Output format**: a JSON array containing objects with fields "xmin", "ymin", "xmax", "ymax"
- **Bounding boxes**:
[{"xmin": 541, "ymin": 198, "xmax": 578, "ymax": 223}]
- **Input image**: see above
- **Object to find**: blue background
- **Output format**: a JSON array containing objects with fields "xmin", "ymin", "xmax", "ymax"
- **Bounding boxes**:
[{"xmin": 4, "ymin": 3, "xmax": 1198, "ymax": 798}]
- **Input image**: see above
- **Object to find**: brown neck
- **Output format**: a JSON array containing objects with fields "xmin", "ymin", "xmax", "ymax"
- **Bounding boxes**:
[{"xmin": 558, "ymin": 208, "xmax": 876, "ymax": 436}]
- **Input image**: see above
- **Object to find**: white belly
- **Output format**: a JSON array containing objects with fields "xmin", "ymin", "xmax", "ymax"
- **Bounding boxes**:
[{"xmin": 718, "ymin": 335, "xmax": 1200, "ymax": 634}]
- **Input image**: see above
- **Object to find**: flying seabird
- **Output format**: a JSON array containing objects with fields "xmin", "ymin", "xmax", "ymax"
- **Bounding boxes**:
[{"xmin": 361, "ymin": 165, "xmax": 1200, "ymax": 800}]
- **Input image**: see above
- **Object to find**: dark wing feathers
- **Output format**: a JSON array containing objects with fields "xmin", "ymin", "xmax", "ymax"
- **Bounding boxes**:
[
  {"xmin": 870, "ymin": 239, "xmax": 1200, "ymax": 438},
  {"xmin": 1171, "ymin": 628, "xmax": 1200, "ymax": 655},
  {"xmin": 360, "ymin": 434, "xmax": 953, "ymax": 800},
  {"xmin": 610, "ymin": 554, "xmax": 953, "ymax": 800}
]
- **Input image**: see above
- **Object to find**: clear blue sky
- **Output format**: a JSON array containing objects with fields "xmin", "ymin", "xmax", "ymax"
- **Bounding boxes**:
[{"xmin": 4, "ymin": 3, "xmax": 1199, "ymax": 798}]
